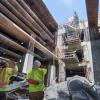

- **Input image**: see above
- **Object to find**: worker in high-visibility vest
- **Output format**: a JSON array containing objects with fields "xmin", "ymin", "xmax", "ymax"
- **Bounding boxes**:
[
  {"xmin": 27, "ymin": 60, "xmax": 47, "ymax": 100},
  {"xmin": 0, "ymin": 61, "xmax": 10, "ymax": 100},
  {"xmin": 0, "ymin": 61, "xmax": 18, "ymax": 100}
]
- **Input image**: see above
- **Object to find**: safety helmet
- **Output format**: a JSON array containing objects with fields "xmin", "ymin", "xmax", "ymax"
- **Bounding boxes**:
[{"xmin": 34, "ymin": 60, "xmax": 41, "ymax": 67}]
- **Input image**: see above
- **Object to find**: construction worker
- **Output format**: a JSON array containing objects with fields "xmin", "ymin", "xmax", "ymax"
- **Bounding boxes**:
[
  {"xmin": 27, "ymin": 60, "xmax": 47, "ymax": 100},
  {"xmin": 9, "ymin": 61, "xmax": 18, "ymax": 76},
  {"xmin": 0, "ymin": 61, "xmax": 9, "ymax": 100},
  {"xmin": 0, "ymin": 60, "xmax": 18, "ymax": 100}
]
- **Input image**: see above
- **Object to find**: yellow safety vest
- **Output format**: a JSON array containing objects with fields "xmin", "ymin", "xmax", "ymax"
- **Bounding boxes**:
[
  {"xmin": 27, "ymin": 67, "xmax": 47, "ymax": 93},
  {"xmin": 15, "ymin": 65, "xmax": 18, "ymax": 73},
  {"xmin": 0, "ymin": 68, "xmax": 12, "ymax": 91},
  {"xmin": 0, "ymin": 67, "xmax": 18, "ymax": 91}
]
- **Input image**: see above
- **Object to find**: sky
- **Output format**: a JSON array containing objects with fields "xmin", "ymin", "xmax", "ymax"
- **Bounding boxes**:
[{"xmin": 43, "ymin": 0, "xmax": 87, "ymax": 25}]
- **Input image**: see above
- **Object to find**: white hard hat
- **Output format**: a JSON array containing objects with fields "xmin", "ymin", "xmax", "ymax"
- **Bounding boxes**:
[{"xmin": 34, "ymin": 60, "xmax": 41, "ymax": 67}]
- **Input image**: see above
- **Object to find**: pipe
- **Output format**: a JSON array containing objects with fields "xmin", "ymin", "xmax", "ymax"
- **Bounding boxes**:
[
  {"xmin": 0, "ymin": 47, "xmax": 21, "ymax": 59},
  {"xmin": 0, "ymin": 12, "xmax": 29, "ymax": 44},
  {"xmin": 0, "ymin": 13, "xmax": 55, "ymax": 57},
  {"xmin": 0, "ymin": 3, "xmax": 46, "ymax": 45},
  {"xmin": 0, "ymin": 33, "xmax": 47, "ymax": 60},
  {"xmin": 0, "ymin": 14, "xmax": 57, "ymax": 58},
  {"xmin": 24, "ymin": 0, "xmax": 58, "ymax": 31},
  {"xmin": 0, "ymin": 0, "xmax": 48, "ymax": 44},
  {"xmin": 0, "ymin": 33, "xmax": 27, "ymax": 53},
  {"xmin": 8, "ymin": 0, "xmax": 54, "ymax": 44},
  {"xmin": 17, "ymin": 0, "xmax": 54, "ymax": 39},
  {"xmin": 34, "ymin": 53, "xmax": 47, "ymax": 60}
]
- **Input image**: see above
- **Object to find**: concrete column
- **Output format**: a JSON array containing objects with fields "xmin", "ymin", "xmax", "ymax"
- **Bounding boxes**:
[
  {"xmin": 91, "ymin": 40, "xmax": 100, "ymax": 84},
  {"xmin": 47, "ymin": 65, "xmax": 56, "ymax": 85},
  {"xmin": 22, "ymin": 34, "xmax": 35, "ymax": 73},
  {"xmin": 56, "ymin": 27, "xmax": 66, "ymax": 82},
  {"xmin": 90, "ymin": 27, "xmax": 100, "ymax": 41},
  {"xmin": 89, "ymin": 27, "xmax": 100, "ymax": 84},
  {"xmin": 22, "ymin": 52, "xmax": 34, "ymax": 73},
  {"xmin": 82, "ymin": 41, "xmax": 94, "ymax": 83},
  {"xmin": 58, "ymin": 61, "xmax": 66, "ymax": 82}
]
